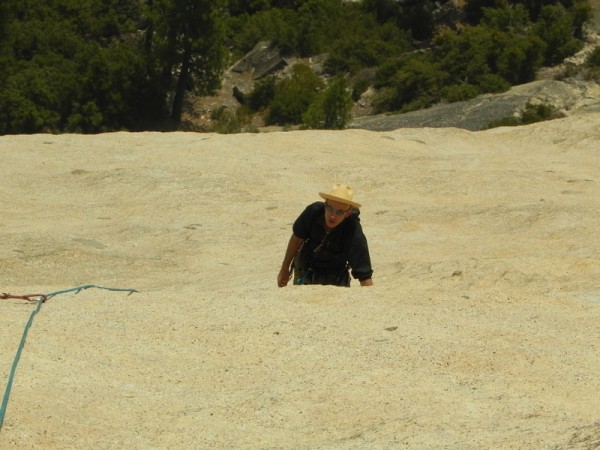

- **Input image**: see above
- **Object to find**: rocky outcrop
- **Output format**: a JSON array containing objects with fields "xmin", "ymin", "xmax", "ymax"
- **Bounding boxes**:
[
  {"xmin": 348, "ymin": 79, "xmax": 600, "ymax": 132},
  {"xmin": 231, "ymin": 41, "xmax": 288, "ymax": 80}
]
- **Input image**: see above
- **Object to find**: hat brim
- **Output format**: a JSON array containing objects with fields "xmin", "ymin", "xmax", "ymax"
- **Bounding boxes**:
[{"xmin": 319, "ymin": 192, "xmax": 361, "ymax": 208}]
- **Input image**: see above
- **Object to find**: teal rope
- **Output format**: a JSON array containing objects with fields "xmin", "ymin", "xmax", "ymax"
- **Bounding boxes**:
[{"xmin": 0, "ymin": 284, "xmax": 137, "ymax": 430}]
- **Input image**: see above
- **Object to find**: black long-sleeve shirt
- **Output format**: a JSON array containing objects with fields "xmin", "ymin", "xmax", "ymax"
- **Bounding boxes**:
[{"xmin": 292, "ymin": 202, "xmax": 373, "ymax": 281}]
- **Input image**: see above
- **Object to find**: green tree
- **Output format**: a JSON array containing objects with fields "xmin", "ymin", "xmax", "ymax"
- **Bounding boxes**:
[
  {"xmin": 433, "ymin": 23, "xmax": 545, "ymax": 89},
  {"xmin": 362, "ymin": 0, "xmax": 401, "ymax": 24},
  {"xmin": 481, "ymin": 1, "xmax": 531, "ymax": 32},
  {"xmin": 534, "ymin": 4, "xmax": 583, "ymax": 64},
  {"xmin": 465, "ymin": 0, "xmax": 495, "ymax": 22},
  {"xmin": 295, "ymin": 0, "xmax": 346, "ymax": 56},
  {"xmin": 373, "ymin": 54, "xmax": 446, "ymax": 113},
  {"xmin": 227, "ymin": 7, "xmax": 298, "ymax": 56},
  {"xmin": 495, "ymin": 33, "xmax": 546, "ymax": 84},
  {"xmin": 0, "ymin": 0, "xmax": 9, "ymax": 39},
  {"xmin": 146, "ymin": 0, "xmax": 229, "ymax": 122},
  {"xmin": 325, "ymin": 21, "xmax": 412, "ymax": 75},
  {"xmin": 362, "ymin": 0, "xmax": 434, "ymax": 40},
  {"xmin": 434, "ymin": 26, "xmax": 497, "ymax": 86},
  {"xmin": 587, "ymin": 46, "xmax": 600, "ymax": 67},
  {"xmin": 302, "ymin": 77, "xmax": 352, "ymax": 129},
  {"xmin": 266, "ymin": 63, "xmax": 324, "ymax": 125},
  {"xmin": 247, "ymin": 75, "xmax": 278, "ymax": 112},
  {"xmin": 0, "ymin": 0, "xmax": 165, "ymax": 133},
  {"xmin": 584, "ymin": 46, "xmax": 600, "ymax": 81}
]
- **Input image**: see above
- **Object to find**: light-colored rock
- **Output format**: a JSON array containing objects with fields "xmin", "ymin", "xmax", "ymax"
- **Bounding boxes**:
[{"xmin": 1, "ymin": 118, "xmax": 600, "ymax": 449}]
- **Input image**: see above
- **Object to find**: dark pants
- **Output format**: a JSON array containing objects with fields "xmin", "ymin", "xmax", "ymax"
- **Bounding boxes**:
[{"xmin": 292, "ymin": 255, "xmax": 350, "ymax": 287}]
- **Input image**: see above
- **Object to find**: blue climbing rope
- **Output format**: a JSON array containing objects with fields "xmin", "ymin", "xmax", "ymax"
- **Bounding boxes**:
[{"xmin": 0, "ymin": 284, "xmax": 137, "ymax": 430}]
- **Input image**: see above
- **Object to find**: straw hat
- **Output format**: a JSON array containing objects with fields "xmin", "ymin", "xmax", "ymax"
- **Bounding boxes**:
[{"xmin": 319, "ymin": 183, "xmax": 361, "ymax": 208}]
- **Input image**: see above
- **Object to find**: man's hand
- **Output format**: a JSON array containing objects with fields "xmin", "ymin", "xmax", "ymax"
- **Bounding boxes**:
[
  {"xmin": 278, "ymin": 234, "xmax": 303, "ymax": 287},
  {"xmin": 277, "ymin": 266, "xmax": 291, "ymax": 287}
]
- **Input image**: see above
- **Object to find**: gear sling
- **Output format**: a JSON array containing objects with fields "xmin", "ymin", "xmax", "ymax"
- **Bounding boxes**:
[{"xmin": 293, "ymin": 230, "xmax": 351, "ymax": 287}]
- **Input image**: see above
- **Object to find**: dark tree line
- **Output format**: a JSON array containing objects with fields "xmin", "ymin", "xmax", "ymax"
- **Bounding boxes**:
[
  {"xmin": 0, "ymin": 0, "xmax": 227, "ymax": 133},
  {"xmin": 0, "ymin": 0, "xmax": 594, "ymax": 134}
]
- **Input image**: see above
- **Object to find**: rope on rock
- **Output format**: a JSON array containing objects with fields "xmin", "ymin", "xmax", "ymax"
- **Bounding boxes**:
[{"xmin": 0, "ymin": 284, "xmax": 138, "ymax": 431}]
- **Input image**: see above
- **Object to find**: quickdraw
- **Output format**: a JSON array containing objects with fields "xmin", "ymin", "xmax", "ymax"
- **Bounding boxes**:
[{"xmin": 1, "ymin": 293, "xmax": 47, "ymax": 303}]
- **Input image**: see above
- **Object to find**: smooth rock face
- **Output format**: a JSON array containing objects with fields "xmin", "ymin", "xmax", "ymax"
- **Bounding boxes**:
[
  {"xmin": 1, "ymin": 118, "xmax": 600, "ymax": 449},
  {"xmin": 349, "ymin": 79, "xmax": 600, "ymax": 131}
]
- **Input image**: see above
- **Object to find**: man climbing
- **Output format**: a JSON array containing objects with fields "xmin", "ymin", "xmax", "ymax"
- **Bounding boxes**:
[{"xmin": 277, "ymin": 183, "xmax": 373, "ymax": 287}]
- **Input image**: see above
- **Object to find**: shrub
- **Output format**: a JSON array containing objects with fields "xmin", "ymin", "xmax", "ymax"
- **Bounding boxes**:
[
  {"xmin": 209, "ymin": 105, "xmax": 255, "ymax": 134},
  {"xmin": 372, "ymin": 54, "xmax": 445, "ymax": 113},
  {"xmin": 266, "ymin": 64, "xmax": 324, "ymax": 125},
  {"xmin": 481, "ymin": 3, "xmax": 530, "ymax": 33},
  {"xmin": 586, "ymin": 46, "xmax": 600, "ymax": 67},
  {"xmin": 495, "ymin": 34, "xmax": 546, "ymax": 84},
  {"xmin": 476, "ymin": 73, "xmax": 511, "ymax": 93},
  {"xmin": 302, "ymin": 77, "xmax": 352, "ymax": 129},
  {"xmin": 441, "ymin": 84, "xmax": 481, "ymax": 102},
  {"xmin": 433, "ymin": 26, "xmax": 497, "ymax": 87},
  {"xmin": 228, "ymin": 8, "xmax": 299, "ymax": 55},
  {"xmin": 485, "ymin": 101, "xmax": 565, "ymax": 128},
  {"xmin": 351, "ymin": 70, "xmax": 374, "ymax": 101},
  {"xmin": 247, "ymin": 75, "xmax": 277, "ymax": 112},
  {"xmin": 534, "ymin": 4, "xmax": 584, "ymax": 65},
  {"xmin": 520, "ymin": 102, "xmax": 564, "ymax": 124},
  {"xmin": 486, "ymin": 115, "xmax": 521, "ymax": 128}
]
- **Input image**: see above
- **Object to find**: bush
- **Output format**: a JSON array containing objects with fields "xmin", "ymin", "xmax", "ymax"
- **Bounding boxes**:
[
  {"xmin": 433, "ymin": 26, "xmax": 498, "ymax": 87},
  {"xmin": 520, "ymin": 102, "xmax": 564, "ymax": 125},
  {"xmin": 351, "ymin": 70, "xmax": 375, "ymax": 101},
  {"xmin": 476, "ymin": 73, "xmax": 511, "ymax": 93},
  {"xmin": 441, "ymin": 84, "xmax": 481, "ymax": 102},
  {"xmin": 209, "ymin": 105, "xmax": 255, "ymax": 134},
  {"xmin": 586, "ymin": 46, "xmax": 600, "ymax": 67},
  {"xmin": 324, "ymin": 14, "xmax": 412, "ymax": 75},
  {"xmin": 372, "ymin": 54, "xmax": 446, "ymax": 113},
  {"xmin": 495, "ymin": 34, "xmax": 546, "ymax": 84},
  {"xmin": 534, "ymin": 4, "xmax": 584, "ymax": 65},
  {"xmin": 302, "ymin": 77, "xmax": 353, "ymax": 129},
  {"xmin": 266, "ymin": 64, "xmax": 324, "ymax": 125},
  {"xmin": 486, "ymin": 115, "xmax": 521, "ymax": 128},
  {"xmin": 485, "ymin": 101, "xmax": 565, "ymax": 128},
  {"xmin": 247, "ymin": 75, "xmax": 277, "ymax": 112},
  {"xmin": 228, "ymin": 8, "xmax": 299, "ymax": 55},
  {"xmin": 481, "ymin": 3, "xmax": 530, "ymax": 33}
]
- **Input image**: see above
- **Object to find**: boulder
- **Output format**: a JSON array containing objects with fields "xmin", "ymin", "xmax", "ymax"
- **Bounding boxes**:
[
  {"xmin": 348, "ymin": 79, "xmax": 600, "ymax": 131},
  {"xmin": 231, "ymin": 41, "xmax": 288, "ymax": 80}
]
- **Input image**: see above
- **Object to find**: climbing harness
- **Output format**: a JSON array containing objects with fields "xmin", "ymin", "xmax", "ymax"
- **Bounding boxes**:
[{"xmin": 0, "ymin": 284, "xmax": 137, "ymax": 431}]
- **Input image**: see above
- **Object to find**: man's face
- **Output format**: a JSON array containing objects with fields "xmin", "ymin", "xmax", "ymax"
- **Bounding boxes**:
[{"xmin": 324, "ymin": 200, "xmax": 352, "ymax": 229}]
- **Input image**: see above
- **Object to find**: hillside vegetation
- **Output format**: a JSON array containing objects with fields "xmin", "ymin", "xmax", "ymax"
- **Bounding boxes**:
[{"xmin": 0, "ymin": 0, "xmax": 597, "ymax": 134}]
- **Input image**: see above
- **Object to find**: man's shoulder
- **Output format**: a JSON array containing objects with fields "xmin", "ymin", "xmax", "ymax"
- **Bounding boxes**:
[
  {"xmin": 307, "ymin": 201, "xmax": 324, "ymax": 210},
  {"xmin": 301, "ymin": 201, "xmax": 325, "ymax": 217},
  {"xmin": 295, "ymin": 202, "xmax": 323, "ymax": 226}
]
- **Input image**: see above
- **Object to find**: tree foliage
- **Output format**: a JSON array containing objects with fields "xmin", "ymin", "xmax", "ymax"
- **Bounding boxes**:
[
  {"xmin": 0, "ymin": 0, "xmax": 594, "ymax": 133},
  {"xmin": 302, "ymin": 77, "xmax": 353, "ymax": 129},
  {"xmin": 145, "ymin": 0, "xmax": 228, "ymax": 122},
  {"xmin": 0, "ymin": 0, "xmax": 227, "ymax": 133},
  {"xmin": 587, "ymin": 46, "xmax": 600, "ymax": 67},
  {"xmin": 0, "ymin": 0, "xmax": 163, "ymax": 133},
  {"xmin": 486, "ymin": 101, "xmax": 565, "ymax": 128},
  {"xmin": 265, "ymin": 63, "xmax": 324, "ymax": 125},
  {"xmin": 373, "ymin": 54, "xmax": 447, "ymax": 113},
  {"xmin": 362, "ymin": 0, "xmax": 436, "ymax": 40},
  {"xmin": 534, "ymin": 3, "xmax": 584, "ymax": 64}
]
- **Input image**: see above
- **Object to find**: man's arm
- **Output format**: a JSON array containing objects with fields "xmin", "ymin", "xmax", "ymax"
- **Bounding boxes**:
[{"xmin": 277, "ymin": 234, "xmax": 304, "ymax": 287}]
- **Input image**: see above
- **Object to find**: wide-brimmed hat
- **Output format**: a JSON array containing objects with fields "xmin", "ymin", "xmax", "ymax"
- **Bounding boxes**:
[{"xmin": 319, "ymin": 183, "xmax": 361, "ymax": 208}]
